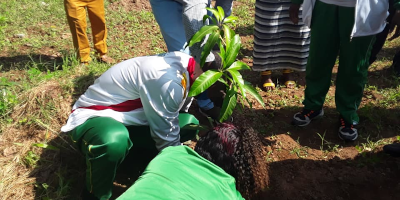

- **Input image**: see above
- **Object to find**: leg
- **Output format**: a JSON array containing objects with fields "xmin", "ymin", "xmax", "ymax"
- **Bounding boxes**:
[
  {"xmin": 149, "ymin": 0, "xmax": 188, "ymax": 52},
  {"xmin": 69, "ymin": 117, "xmax": 133, "ymax": 200},
  {"xmin": 214, "ymin": 0, "xmax": 234, "ymax": 17},
  {"xmin": 178, "ymin": 0, "xmax": 214, "ymax": 63},
  {"xmin": 64, "ymin": 0, "xmax": 91, "ymax": 63},
  {"xmin": 302, "ymin": 1, "xmax": 340, "ymax": 111},
  {"xmin": 87, "ymin": 0, "xmax": 107, "ymax": 56},
  {"xmin": 260, "ymin": 71, "xmax": 275, "ymax": 91},
  {"xmin": 336, "ymin": 6, "xmax": 375, "ymax": 125},
  {"xmin": 282, "ymin": 69, "xmax": 295, "ymax": 89},
  {"xmin": 292, "ymin": 1, "xmax": 339, "ymax": 126}
]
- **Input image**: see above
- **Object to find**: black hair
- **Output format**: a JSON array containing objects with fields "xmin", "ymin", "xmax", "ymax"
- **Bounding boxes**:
[{"xmin": 195, "ymin": 123, "xmax": 269, "ymax": 199}]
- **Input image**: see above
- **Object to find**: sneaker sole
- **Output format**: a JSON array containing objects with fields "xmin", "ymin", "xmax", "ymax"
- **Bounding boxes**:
[
  {"xmin": 338, "ymin": 132, "xmax": 358, "ymax": 141},
  {"xmin": 292, "ymin": 109, "xmax": 324, "ymax": 127}
]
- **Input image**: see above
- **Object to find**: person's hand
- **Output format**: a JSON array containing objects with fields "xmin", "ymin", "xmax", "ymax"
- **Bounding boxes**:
[
  {"xmin": 289, "ymin": 3, "xmax": 301, "ymax": 25},
  {"xmin": 389, "ymin": 11, "xmax": 400, "ymax": 41}
]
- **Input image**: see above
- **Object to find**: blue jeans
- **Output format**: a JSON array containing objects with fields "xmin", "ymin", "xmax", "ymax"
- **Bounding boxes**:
[{"xmin": 207, "ymin": 0, "xmax": 233, "ymax": 17}]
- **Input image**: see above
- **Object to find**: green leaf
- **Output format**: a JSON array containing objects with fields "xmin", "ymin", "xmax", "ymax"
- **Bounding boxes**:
[
  {"xmin": 223, "ymin": 15, "xmax": 238, "ymax": 24},
  {"xmin": 188, "ymin": 70, "xmax": 222, "ymax": 97},
  {"xmin": 13, "ymin": 142, "xmax": 23, "ymax": 146},
  {"xmin": 200, "ymin": 30, "xmax": 221, "ymax": 67},
  {"xmin": 219, "ymin": 88, "xmax": 237, "ymax": 122},
  {"xmin": 228, "ymin": 69, "xmax": 246, "ymax": 98},
  {"xmin": 188, "ymin": 25, "xmax": 219, "ymax": 47},
  {"xmin": 218, "ymin": 41, "xmax": 225, "ymax": 60},
  {"xmin": 222, "ymin": 24, "xmax": 235, "ymax": 51},
  {"xmin": 217, "ymin": 76, "xmax": 229, "ymax": 87},
  {"xmin": 32, "ymin": 143, "xmax": 59, "ymax": 151},
  {"xmin": 202, "ymin": 15, "xmax": 216, "ymax": 25},
  {"xmin": 242, "ymin": 83, "xmax": 265, "ymax": 108},
  {"xmin": 224, "ymin": 34, "xmax": 241, "ymax": 68},
  {"xmin": 217, "ymin": 6, "xmax": 225, "ymax": 20},
  {"xmin": 206, "ymin": 7, "xmax": 221, "ymax": 23},
  {"xmin": 226, "ymin": 61, "xmax": 251, "ymax": 71}
]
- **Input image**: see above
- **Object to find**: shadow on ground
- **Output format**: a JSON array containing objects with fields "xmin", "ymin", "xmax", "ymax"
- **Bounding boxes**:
[{"xmin": 0, "ymin": 53, "xmax": 71, "ymax": 72}]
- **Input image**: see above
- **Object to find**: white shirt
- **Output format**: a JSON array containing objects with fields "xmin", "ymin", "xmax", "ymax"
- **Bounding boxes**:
[
  {"xmin": 302, "ymin": 0, "xmax": 389, "ymax": 38},
  {"xmin": 61, "ymin": 51, "xmax": 194, "ymax": 150}
]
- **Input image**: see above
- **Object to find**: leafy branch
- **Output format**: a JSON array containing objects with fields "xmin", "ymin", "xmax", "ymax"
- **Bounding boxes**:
[{"xmin": 188, "ymin": 6, "xmax": 265, "ymax": 122}]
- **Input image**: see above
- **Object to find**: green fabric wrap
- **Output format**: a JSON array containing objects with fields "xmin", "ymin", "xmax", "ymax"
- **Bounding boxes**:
[{"xmin": 117, "ymin": 145, "xmax": 244, "ymax": 200}]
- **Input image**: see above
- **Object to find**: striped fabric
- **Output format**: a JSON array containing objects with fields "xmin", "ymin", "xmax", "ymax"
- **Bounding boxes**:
[{"xmin": 253, "ymin": 0, "xmax": 310, "ymax": 71}]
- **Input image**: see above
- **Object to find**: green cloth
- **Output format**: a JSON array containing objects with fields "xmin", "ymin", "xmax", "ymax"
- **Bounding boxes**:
[
  {"xmin": 69, "ymin": 113, "xmax": 199, "ymax": 200},
  {"xmin": 303, "ymin": 0, "xmax": 375, "ymax": 124},
  {"xmin": 395, "ymin": 0, "xmax": 400, "ymax": 9},
  {"xmin": 117, "ymin": 145, "xmax": 244, "ymax": 200}
]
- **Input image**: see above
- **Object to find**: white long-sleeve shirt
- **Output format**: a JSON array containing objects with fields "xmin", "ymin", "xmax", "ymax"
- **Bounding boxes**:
[
  {"xmin": 302, "ymin": 0, "xmax": 389, "ymax": 38},
  {"xmin": 61, "ymin": 51, "xmax": 195, "ymax": 150}
]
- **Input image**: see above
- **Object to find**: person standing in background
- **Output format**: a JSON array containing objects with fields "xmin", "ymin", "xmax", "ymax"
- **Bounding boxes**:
[
  {"xmin": 252, "ymin": 0, "xmax": 310, "ymax": 91},
  {"xmin": 290, "ymin": 0, "xmax": 392, "ymax": 141},
  {"xmin": 64, "ymin": 0, "xmax": 115, "ymax": 65},
  {"xmin": 149, "ymin": 0, "xmax": 233, "ymax": 121}
]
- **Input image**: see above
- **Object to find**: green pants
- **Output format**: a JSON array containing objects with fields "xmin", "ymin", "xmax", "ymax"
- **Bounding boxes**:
[
  {"xmin": 303, "ymin": 0, "xmax": 376, "ymax": 124},
  {"xmin": 68, "ymin": 113, "xmax": 199, "ymax": 200}
]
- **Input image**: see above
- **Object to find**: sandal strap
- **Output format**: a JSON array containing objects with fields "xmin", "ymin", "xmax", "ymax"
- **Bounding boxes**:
[
  {"xmin": 263, "ymin": 82, "xmax": 275, "ymax": 88},
  {"xmin": 285, "ymin": 81, "xmax": 295, "ymax": 86}
]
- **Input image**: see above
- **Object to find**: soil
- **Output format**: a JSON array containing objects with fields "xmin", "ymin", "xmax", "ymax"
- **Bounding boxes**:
[{"xmin": 1, "ymin": 1, "xmax": 400, "ymax": 200}]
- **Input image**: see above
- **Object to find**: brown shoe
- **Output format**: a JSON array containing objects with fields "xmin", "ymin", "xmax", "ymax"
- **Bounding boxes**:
[{"xmin": 98, "ymin": 55, "xmax": 115, "ymax": 64}]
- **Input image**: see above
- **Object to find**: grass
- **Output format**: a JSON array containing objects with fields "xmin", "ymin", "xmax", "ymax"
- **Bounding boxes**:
[{"xmin": 1, "ymin": 0, "xmax": 400, "ymax": 199}]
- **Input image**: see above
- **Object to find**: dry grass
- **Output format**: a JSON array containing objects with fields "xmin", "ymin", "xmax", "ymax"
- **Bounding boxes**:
[{"xmin": 0, "ymin": 81, "xmax": 80, "ymax": 200}]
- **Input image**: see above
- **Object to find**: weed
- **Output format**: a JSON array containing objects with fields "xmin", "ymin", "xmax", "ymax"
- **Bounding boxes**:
[
  {"xmin": 24, "ymin": 151, "xmax": 40, "ymax": 168},
  {"xmin": 0, "ymin": 78, "xmax": 18, "ymax": 119},
  {"xmin": 290, "ymin": 146, "xmax": 309, "ymax": 159},
  {"xmin": 316, "ymin": 132, "xmax": 340, "ymax": 154}
]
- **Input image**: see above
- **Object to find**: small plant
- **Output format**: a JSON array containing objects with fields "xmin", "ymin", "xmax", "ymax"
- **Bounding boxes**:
[
  {"xmin": 24, "ymin": 151, "xmax": 40, "ymax": 168},
  {"xmin": 0, "ymin": 78, "xmax": 18, "ymax": 119},
  {"xmin": 316, "ymin": 132, "xmax": 340, "ymax": 153},
  {"xmin": 187, "ymin": 6, "xmax": 265, "ymax": 122}
]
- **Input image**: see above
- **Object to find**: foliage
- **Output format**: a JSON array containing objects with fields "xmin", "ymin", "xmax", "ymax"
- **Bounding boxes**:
[
  {"xmin": 0, "ymin": 78, "xmax": 18, "ymax": 119},
  {"xmin": 188, "ymin": 6, "xmax": 265, "ymax": 122}
]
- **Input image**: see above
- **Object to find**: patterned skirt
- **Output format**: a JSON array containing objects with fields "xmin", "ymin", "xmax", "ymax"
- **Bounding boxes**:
[{"xmin": 252, "ymin": 0, "xmax": 310, "ymax": 72}]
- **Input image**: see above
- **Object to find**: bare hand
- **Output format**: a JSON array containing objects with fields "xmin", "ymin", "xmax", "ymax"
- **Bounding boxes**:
[
  {"xmin": 289, "ymin": 3, "xmax": 301, "ymax": 25},
  {"xmin": 389, "ymin": 11, "xmax": 400, "ymax": 41}
]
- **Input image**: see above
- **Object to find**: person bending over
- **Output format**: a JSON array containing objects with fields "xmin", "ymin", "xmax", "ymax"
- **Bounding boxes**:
[
  {"xmin": 117, "ymin": 123, "xmax": 269, "ymax": 200},
  {"xmin": 61, "ymin": 51, "xmax": 205, "ymax": 200}
]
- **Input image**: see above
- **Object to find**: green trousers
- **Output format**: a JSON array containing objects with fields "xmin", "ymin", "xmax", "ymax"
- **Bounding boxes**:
[
  {"xmin": 304, "ymin": 0, "xmax": 375, "ymax": 124},
  {"xmin": 68, "ymin": 113, "xmax": 199, "ymax": 200}
]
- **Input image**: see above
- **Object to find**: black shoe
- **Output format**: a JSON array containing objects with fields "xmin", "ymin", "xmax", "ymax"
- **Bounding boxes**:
[
  {"xmin": 338, "ymin": 116, "xmax": 358, "ymax": 142},
  {"xmin": 292, "ymin": 109, "xmax": 324, "ymax": 126},
  {"xmin": 383, "ymin": 143, "xmax": 400, "ymax": 157},
  {"xmin": 199, "ymin": 106, "xmax": 233, "ymax": 122}
]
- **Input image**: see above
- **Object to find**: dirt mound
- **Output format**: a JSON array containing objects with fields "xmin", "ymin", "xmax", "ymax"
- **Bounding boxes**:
[{"xmin": 108, "ymin": 0, "xmax": 152, "ymax": 12}]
